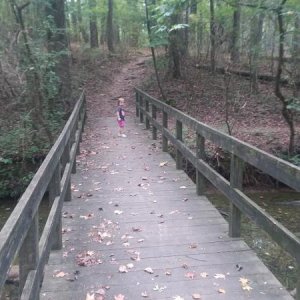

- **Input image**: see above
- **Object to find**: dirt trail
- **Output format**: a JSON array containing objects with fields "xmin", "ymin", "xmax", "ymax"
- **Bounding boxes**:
[{"xmin": 84, "ymin": 55, "xmax": 151, "ymax": 121}]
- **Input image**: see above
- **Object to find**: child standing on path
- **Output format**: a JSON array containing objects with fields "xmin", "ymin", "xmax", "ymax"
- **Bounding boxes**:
[{"xmin": 116, "ymin": 97, "xmax": 126, "ymax": 137}]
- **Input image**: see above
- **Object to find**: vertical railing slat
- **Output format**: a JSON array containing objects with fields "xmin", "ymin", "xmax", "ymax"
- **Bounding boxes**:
[
  {"xmin": 229, "ymin": 154, "xmax": 244, "ymax": 237},
  {"xmin": 176, "ymin": 120, "xmax": 183, "ymax": 169},
  {"xmin": 162, "ymin": 111, "xmax": 168, "ymax": 152},
  {"xmin": 152, "ymin": 105, "xmax": 157, "ymax": 140},
  {"xmin": 196, "ymin": 133, "xmax": 206, "ymax": 195},
  {"xmin": 19, "ymin": 214, "xmax": 39, "ymax": 296}
]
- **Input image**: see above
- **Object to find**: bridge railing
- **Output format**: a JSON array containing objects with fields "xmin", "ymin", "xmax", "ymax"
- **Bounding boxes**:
[
  {"xmin": 0, "ymin": 91, "xmax": 86, "ymax": 300},
  {"xmin": 135, "ymin": 87, "xmax": 300, "ymax": 299}
]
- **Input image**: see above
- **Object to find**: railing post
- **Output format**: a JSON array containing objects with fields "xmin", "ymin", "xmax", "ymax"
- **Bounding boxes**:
[
  {"xmin": 176, "ymin": 120, "xmax": 183, "ymax": 169},
  {"xmin": 196, "ymin": 133, "xmax": 206, "ymax": 195},
  {"xmin": 48, "ymin": 165, "xmax": 62, "ymax": 250},
  {"xmin": 229, "ymin": 154, "xmax": 244, "ymax": 237},
  {"xmin": 139, "ymin": 95, "xmax": 144, "ymax": 123},
  {"xmin": 152, "ymin": 105, "xmax": 157, "ymax": 140},
  {"xmin": 71, "ymin": 127, "xmax": 77, "ymax": 174},
  {"xmin": 145, "ymin": 99, "xmax": 150, "ymax": 130},
  {"xmin": 162, "ymin": 111, "xmax": 168, "ymax": 152},
  {"xmin": 135, "ymin": 91, "xmax": 139, "ymax": 118},
  {"xmin": 19, "ymin": 214, "xmax": 39, "ymax": 297},
  {"xmin": 61, "ymin": 140, "xmax": 71, "ymax": 202}
]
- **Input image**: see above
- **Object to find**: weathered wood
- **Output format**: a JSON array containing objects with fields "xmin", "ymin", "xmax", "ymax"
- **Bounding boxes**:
[
  {"xmin": 139, "ymin": 94, "xmax": 144, "ymax": 123},
  {"xmin": 19, "ymin": 213, "xmax": 39, "ymax": 294},
  {"xmin": 135, "ymin": 88, "xmax": 300, "ymax": 191},
  {"xmin": 151, "ymin": 105, "xmax": 157, "ymax": 140},
  {"xmin": 145, "ymin": 100, "xmax": 150, "ymax": 129},
  {"xmin": 162, "ymin": 111, "xmax": 168, "ymax": 152},
  {"xmin": 229, "ymin": 154, "xmax": 244, "ymax": 238},
  {"xmin": 196, "ymin": 133, "xmax": 206, "ymax": 195},
  {"xmin": 40, "ymin": 116, "xmax": 294, "ymax": 300},
  {"xmin": 176, "ymin": 120, "xmax": 183, "ymax": 169},
  {"xmin": 0, "ymin": 91, "xmax": 85, "ymax": 299},
  {"xmin": 135, "ymin": 87, "xmax": 300, "ymax": 298}
]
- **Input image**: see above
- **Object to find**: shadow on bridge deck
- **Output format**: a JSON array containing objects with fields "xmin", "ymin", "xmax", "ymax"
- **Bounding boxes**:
[{"xmin": 40, "ymin": 117, "xmax": 293, "ymax": 300}]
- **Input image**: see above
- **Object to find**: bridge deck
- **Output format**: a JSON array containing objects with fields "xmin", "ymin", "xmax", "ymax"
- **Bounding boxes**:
[{"xmin": 40, "ymin": 117, "xmax": 293, "ymax": 300}]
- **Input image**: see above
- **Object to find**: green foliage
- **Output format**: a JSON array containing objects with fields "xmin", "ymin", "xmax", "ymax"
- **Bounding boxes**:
[{"xmin": 287, "ymin": 96, "xmax": 300, "ymax": 112}]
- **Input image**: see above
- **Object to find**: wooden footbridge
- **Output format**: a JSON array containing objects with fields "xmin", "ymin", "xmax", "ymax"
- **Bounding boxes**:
[{"xmin": 0, "ymin": 89, "xmax": 300, "ymax": 300}]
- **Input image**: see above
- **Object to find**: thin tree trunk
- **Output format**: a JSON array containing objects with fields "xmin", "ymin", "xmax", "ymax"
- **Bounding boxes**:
[
  {"xmin": 107, "ymin": 0, "xmax": 114, "ymax": 52},
  {"xmin": 169, "ymin": 13, "xmax": 181, "ymax": 79},
  {"xmin": 77, "ymin": 0, "xmax": 88, "ymax": 43},
  {"xmin": 89, "ymin": 0, "xmax": 99, "ymax": 48},
  {"xmin": 275, "ymin": 0, "xmax": 295, "ymax": 155},
  {"xmin": 70, "ymin": 0, "xmax": 79, "ymax": 42},
  {"xmin": 210, "ymin": 0, "xmax": 216, "ymax": 73},
  {"xmin": 293, "ymin": 14, "xmax": 300, "ymax": 98},
  {"xmin": 144, "ymin": 0, "xmax": 166, "ymax": 101},
  {"xmin": 249, "ymin": 11, "xmax": 264, "ymax": 93},
  {"xmin": 46, "ymin": 0, "xmax": 72, "ymax": 112},
  {"xmin": 230, "ymin": 0, "xmax": 241, "ymax": 63}
]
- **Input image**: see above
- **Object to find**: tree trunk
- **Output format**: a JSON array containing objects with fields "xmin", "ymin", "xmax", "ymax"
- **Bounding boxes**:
[
  {"xmin": 107, "ymin": 0, "xmax": 114, "ymax": 52},
  {"xmin": 144, "ymin": 0, "xmax": 166, "ymax": 101},
  {"xmin": 77, "ymin": 0, "xmax": 89, "ymax": 43},
  {"xmin": 70, "ymin": 0, "xmax": 79, "ymax": 42},
  {"xmin": 230, "ymin": 0, "xmax": 241, "ymax": 63},
  {"xmin": 168, "ymin": 13, "xmax": 181, "ymax": 79},
  {"xmin": 209, "ymin": 0, "xmax": 216, "ymax": 73},
  {"xmin": 89, "ymin": 0, "xmax": 99, "ymax": 48},
  {"xmin": 275, "ymin": 0, "xmax": 295, "ymax": 155},
  {"xmin": 46, "ymin": 0, "xmax": 72, "ymax": 112},
  {"xmin": 293, "ymin": 14, "xmax": 300, "ymax": 98},
  {"xmin": 249, "ymin": 11, "xmax": 264, "ymax": 93}
]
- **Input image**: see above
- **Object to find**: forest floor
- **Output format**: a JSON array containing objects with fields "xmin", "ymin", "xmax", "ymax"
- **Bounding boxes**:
[{"xmin": 78, "ymin": 49, "xmax": 299, "ymax": 160}]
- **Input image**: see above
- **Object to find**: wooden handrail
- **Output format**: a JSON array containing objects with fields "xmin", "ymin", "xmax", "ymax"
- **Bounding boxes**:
[
  {"xmin": 0, "ymin": 91, "xmax": 86, "ymax": 300},
  {"xmin": 135, "ymin": 87, "xmax": 300, "ymax": 300}
]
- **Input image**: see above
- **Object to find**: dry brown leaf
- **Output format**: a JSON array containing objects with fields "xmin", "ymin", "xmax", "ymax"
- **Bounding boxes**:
[
  {"xmin": 144, "ymin": 267, "xmax": 154, "ymax": 274},
  {"xmin": 192, "ymin": 294, "xmax": 201, "ymax": 299},
  {"xmin": 218, "ymin": 288, "xmax": 226, "ymax": 294},
  {"xmin": 54, "ymin": 271, "xmax": 67, "ymax": 278},
  {"xmin": 214, "ymin": 273, "xmax": 226, "ymax": 279},
  {"xmin": 119, "ymin": 265, "xmax": 128, "ymax": 273},
  {"xmin": 141, "ymin": 291, "xmax": 148, "ymax": 298},
  {"xmin": 200, "ymin": 272, "xmax": 208, "ymax": 278},
  {"xmin": 86, "ymin": 293, "xmax": 95, "ymax": 300},
  {"xmin": 114, "ymin": 294, "xmax": 125, "ymax": 300},
  {"xmin": 185, "ymin": 272, "xmax": 196, "ymax": 279}
]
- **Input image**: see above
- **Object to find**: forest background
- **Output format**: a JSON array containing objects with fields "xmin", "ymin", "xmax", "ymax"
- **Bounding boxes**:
[{"xmin": 0, "ymin": 0, "xmax": 300, "ymax": 200}]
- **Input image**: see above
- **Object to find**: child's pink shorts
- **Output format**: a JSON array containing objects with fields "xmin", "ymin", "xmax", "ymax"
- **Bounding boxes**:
[{"xmin": 118, "ymin": 120, "xmax": 125, "ymax": 128}]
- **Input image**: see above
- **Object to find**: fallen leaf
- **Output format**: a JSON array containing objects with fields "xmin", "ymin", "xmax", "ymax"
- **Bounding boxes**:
[
  {"xmin": 54, "ymin": 271, "xmax": 67, "ymax": 278},
  {"xmin": 214, "ymin": 273, "xmax": 226, "ymax": 279},
  {"xmin": 114, "ymin": 210, "xmax": 123, "ymax": 215},
  {"xmin": 119, "ymin": 265, "xmax": 128, "ymax": 273},
  {"xmin": 218, "ymin": 288, "xmax": 226, "ymax": 294},
  {"xmin": 86, "ymin": 293, "xmax": 95, "ymax": 300},
  {"xmin": 192, "ymin": 294, "xmax": 201, "ymax": 299},
  {"xmin": 179, "ymin": 186, "xmax": 187, "ymax": 189},
  {"xmin": 159, "ymin": 161, "xmax": 168, "ymax": 167},
  {"xmin": 141, "ymin": 291, "xmax": 148, "ymax": 298},
  {"xmin": 126, "ymin": 263, "xmax": 134, "ymax": 269},
  {"xmin": 185, "ymin": 272, "xmax": 196, "ymax": 279},
  {"xmin": 153, "ymin": 284, "xmax": 166, "ymax": 292},
  {"xmin": 200, "ymin": 272, "xmax": 209, "ymax": 278},
  {"xmin": 144, "ymin": 267, "xmax": 154, "ymax": 274},
  {"xmin": 114, "ymin": 294, "xmax": 125, "ymax": 300},
  {"xmin": 173, "ymin": 296, "xmax": 184, "ymax": 300}
]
